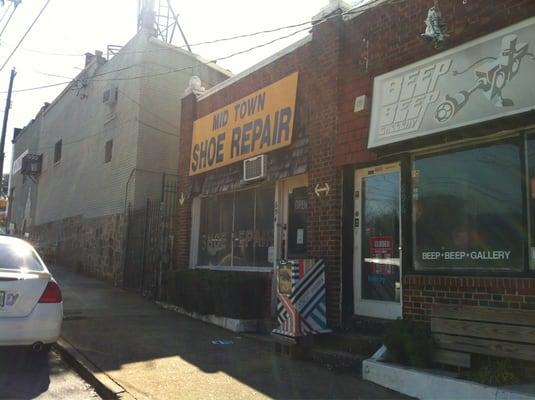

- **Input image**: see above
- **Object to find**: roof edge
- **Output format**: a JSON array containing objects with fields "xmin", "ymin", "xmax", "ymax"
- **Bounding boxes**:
[{"xmin": 191, "ymin": 34, "xmax": 312, "ymax": 101}]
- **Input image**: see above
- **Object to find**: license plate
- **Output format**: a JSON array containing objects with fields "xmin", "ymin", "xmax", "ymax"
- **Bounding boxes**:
[{"xmin": 0, "ymin": 291, "xmax": 4, "ymax": 308}]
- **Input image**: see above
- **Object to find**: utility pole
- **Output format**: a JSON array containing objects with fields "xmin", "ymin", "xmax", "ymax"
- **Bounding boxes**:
[{"xmin": 0, "ymin": 67, "xmax": 16, "ymax": 190}]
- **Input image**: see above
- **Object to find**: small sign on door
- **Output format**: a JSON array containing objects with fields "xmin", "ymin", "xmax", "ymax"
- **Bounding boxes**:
[{"xmin": 296, "ymin": 229, "xmax": 304, "ymax": 245}]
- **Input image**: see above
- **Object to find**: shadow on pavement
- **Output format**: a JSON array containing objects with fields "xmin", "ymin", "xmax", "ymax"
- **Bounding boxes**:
[
  {"xmin": 0, "ymin": 348, "xmax": 51, "ymax": 399},
  {"xmin": 52, "ymin": 265, "xmax": 407, "ymax": 399}
]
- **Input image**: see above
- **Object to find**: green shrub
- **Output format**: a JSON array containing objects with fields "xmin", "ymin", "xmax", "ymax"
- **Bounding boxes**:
[
  {"xmin": 165, "ymin": 269, "xmax": 270, "ymax": 320},
  {"xmin": 467, "ymin": 359, "xmax": 520, "ymax": 386},
  {"xmin": 383, "ymin": 319, "xmax": 435, "ymax": 368}
]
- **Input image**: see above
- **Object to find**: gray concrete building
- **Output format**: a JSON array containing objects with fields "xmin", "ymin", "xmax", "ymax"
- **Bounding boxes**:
[{"xmin": 8, "ymin": 27, "xmax": 231, "ymax": 284}]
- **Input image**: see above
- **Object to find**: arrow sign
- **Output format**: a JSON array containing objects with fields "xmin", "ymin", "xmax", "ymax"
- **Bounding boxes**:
[
  {"xmin": 314, "ymin": 183, "xmax": 330, "ymax": 197},
  {"xmin": 179, "ymin": 192, "xmax": 186, "ymax": 205}
]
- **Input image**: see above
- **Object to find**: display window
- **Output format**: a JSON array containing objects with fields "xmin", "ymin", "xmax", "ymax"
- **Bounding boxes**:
[
  {"xmin": 412, "ymin": 140, "xmax": 525, "ymax": 272},
  {"xmin": 197, "ymin": 185, "xmax": 275, "ymax": 267}
]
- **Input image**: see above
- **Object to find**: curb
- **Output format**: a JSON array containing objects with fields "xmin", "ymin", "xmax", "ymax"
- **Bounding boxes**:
[{"xmin": 53, "ymin": 338, "xmax": 127, "ymax": 400}]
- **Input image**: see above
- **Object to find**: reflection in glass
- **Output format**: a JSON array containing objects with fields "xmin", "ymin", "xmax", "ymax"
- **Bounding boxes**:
[
  {"xmin": 198, "ymin": 186, "xmax": 274, "ymax": 267},
  {"xmin": 361, "ymin": 172, "xmax": 400, "ymax": 303},
  {"xmin": 413, "ymin": 142, "xmax": 524, "ymax": 271}
]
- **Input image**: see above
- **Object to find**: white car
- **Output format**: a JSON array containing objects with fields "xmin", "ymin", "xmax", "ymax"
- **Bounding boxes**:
[{"xmin": 0, "ymin": 235, "xmax": 63, "ymax": 351}]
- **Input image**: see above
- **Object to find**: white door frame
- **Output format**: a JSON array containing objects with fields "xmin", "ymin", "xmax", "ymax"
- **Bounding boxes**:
[{"xmin": 354, "ymin": 163, "xmax": 402, "ymax": 320}]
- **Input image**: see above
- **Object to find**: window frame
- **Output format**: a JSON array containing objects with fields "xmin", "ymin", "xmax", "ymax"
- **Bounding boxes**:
[
  {"xmin": 192, "ymin": 183, "xmax": 276, "ymax": 271},
  {"xmin": 53, "ymin": 139, "xmax": 62, "ymax": 164},
  {"xmin": 404, "ymin": 131, "xmax": 535, "ymax": 277},
  {"xmin": 104, "ymin": 139, "xmax": 113, "ymax": 163}
]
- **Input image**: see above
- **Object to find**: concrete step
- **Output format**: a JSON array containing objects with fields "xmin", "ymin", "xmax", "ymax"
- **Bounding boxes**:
[
  {"xmin": 309, "ymin": 347, "xmax": 367, "ymax": 373},
  {"xmin": 314, "ymin": 332, "xmax": 382, "ymax": 356}
]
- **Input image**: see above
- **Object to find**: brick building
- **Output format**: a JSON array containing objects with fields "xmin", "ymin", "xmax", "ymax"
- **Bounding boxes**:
[
  {"xmin": 175, "ymin": 0, "xmax": 535, "ymax": 331},
  {"xmin": 336, "ymin": 0, "xmax": 535, "ymax": 325},
  {"xmin": 175, "ymin": 2, "xmax": 345, "ymax": 327}
]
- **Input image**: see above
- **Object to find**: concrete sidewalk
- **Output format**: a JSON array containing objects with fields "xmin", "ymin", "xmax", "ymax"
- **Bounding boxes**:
[{"xmin": 52, "ymin": 265, "xmax": 407, "ymax": 400}]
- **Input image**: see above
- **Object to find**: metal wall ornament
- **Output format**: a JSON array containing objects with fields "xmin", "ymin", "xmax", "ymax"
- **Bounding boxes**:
[{"xmin": 421, "ymin": 1, "xmax": 449, "ymax": 48}]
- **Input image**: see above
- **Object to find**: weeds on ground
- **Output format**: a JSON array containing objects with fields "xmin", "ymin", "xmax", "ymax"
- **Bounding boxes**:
[{"xmin": 383, "ymin": 319, "xmax": 435, "ymax": 368}]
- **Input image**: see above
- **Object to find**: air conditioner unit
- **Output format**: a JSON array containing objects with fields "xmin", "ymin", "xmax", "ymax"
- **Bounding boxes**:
[
  {"xmin": 102, "ymin": 87, "xmax": 118, "ymax": 107},
  {"xmin": 21, "ymin": 154, "xmax": 42, "ymax": 176},
  {"xmin": 243, "ymin": 155, "xmax": 266, "ymax": 182}
]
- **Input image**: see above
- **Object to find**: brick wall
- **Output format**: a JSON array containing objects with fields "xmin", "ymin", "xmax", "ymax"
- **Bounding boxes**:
[
  {"xmin": 403, "ymin": 275, "xmax": 535, "ymax": 321},
  {"xmin": 306, "ymin": 15, "xmax": 343, "ymax": 327},
  {"xmin": 336, "ymin": 0, "xmax": 535, "ymax": 167},
  {"xmin": 175, "ymin": 92, "xmax": 196, "ymax": 270}
]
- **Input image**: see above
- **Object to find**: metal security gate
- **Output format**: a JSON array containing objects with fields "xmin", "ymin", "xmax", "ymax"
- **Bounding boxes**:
[{"xmin": 123, "ymin": 175, "xmax": 177, "ymax": 298}]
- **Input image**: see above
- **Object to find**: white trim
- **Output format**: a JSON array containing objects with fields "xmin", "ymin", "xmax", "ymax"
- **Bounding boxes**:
[
  {"xmin": 354, "ymin": 163, "xmax": 402, "ymax": 320},
  {"xmin": 363, "ymin": 358, "xmax": 535, "ymax": 400},
  {"xmin": 195, "ymin": 35, "xmax": 312, "ymax": 101},
  {"xmin": 189, "ymin": 196, "xmax": 201, "ymax": 268},
  {"xmin": 193, "ymin": 265, "xmax": 272, "ymax": 273}
]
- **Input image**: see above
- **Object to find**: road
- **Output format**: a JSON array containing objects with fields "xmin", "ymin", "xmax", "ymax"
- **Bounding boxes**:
[{"xmin": 0, "ymin": 347, "xmax": 100, "ymax": 399}]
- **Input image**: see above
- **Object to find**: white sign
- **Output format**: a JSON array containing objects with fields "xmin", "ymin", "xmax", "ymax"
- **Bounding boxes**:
[
  {"xmin": 12, "ymin": 149, "xmax": 28, "ymax": 174},
  {"xmin": 368, "ymin": 17, "xmax": 535, "ymax": 148},
  {"xmin": 296, "ymin": 229, "xmax": 304, "ymax": 245}
]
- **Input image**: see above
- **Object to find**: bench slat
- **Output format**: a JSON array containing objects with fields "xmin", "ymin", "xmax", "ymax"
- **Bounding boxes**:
[
  {"xmin": 432, "ymin": 304, "xmax": 535, "ymax": 327},
  {"xmin": 431, "ymin": 317, "xmax": 535, "ymax": 345},
  {"xmin": 433, "ymin": 349, "xmax": 471, "ymax": 368},
  {"xmin": 434, "ymin": 333, "xmax": 535, "ymax": 362}
]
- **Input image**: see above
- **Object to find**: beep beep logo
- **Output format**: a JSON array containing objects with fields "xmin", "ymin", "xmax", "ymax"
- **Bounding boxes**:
[{"xmin": 378, "ymin": 59, "xmax": 452, "ymax": 137}]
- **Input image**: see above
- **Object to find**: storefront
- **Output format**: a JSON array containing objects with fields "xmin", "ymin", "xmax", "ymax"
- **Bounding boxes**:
[
  {"xmin": 174, "ymin": 0, "xmax": 535, "ymax": 330},
  {"xmin": 174, "ymin": 9, "xmax": 343, "ymax": 327},
  {"xmin": 186, "ymin": 72, "xmax": 305, "ymax": 273},
  {"xmin": 345, "ymin": 12, "xmax": 535, "ymax": 322}
]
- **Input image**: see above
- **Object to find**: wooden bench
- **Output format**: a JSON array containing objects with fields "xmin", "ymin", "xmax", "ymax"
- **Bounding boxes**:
[{"xmin": 430, "ymin": 304, "xmax": 535, "ymax": 368}]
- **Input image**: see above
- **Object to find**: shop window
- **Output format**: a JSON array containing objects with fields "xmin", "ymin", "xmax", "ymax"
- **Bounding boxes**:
[
  {"xmin": 412, "ymin": 141, "xmax": 524, "ymax": 271},
  {"xmin": 197, "ymin": 186, "xmax": 274, "ymax": 267},
  {"xmin": 527, "ymin": 136, "xmax": 535, "ymax": 271}
]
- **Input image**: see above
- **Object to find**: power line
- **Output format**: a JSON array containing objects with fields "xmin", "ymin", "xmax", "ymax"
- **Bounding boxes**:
[
  {"xmin": 3, "ymin": 0, "xmax": 401, "ymax": 94},
  {"xmin": 16, "ymin": 19, "xmax": 315, "ymax": 58},
  {"xmin": 5, "ymin": 24, "xmax": 309, "ymax": 93},
  {"xmin": 0, "ymin": 2, "xmax": 17, "ymax": 39},
  {"xmin": 0, "ymin": 2, "xmax": 12, "ymax": 26},
  {"xmin": 0, "ymin": 0, "xmax": 52, "ymax": 72}
]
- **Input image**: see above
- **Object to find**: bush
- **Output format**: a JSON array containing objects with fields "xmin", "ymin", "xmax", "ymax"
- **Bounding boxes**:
[
  {"xmin": 383, "ymin": 319, "xmax": 435, "ymax": 368},
  {"xmin": 467, "ymin": 358, "xmax": 520, "ymax": 386},
  {"xmin": 165, "ymin": 269, "xmax": 270, "ymax": 320}
]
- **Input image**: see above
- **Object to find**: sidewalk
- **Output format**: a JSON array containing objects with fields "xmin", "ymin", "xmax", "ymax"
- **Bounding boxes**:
[{"xmin": 51, "ymin": 265, "xmax": 407, "ymax": 400}]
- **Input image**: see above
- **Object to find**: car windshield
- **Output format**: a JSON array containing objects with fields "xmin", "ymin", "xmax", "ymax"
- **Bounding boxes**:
[{"xmin": 0, "ymin": 242, "xmax": 44, "ymax": 272}]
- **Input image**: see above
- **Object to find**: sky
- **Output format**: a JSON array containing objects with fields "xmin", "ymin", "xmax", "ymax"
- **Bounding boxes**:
[{"xmin": 0, "ymin": 0, "xmax": 343, "ymax": 173}]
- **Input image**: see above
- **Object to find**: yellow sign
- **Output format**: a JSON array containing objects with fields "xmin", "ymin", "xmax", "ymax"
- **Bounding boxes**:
[{"xmin": 189, "ymin": 72, "xmax": 298, "ymax": 176}]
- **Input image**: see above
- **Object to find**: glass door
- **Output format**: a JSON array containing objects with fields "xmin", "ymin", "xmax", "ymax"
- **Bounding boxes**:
[{"xmin": 354, "ymin": 163, "xmax": 402, "ymax": 319}]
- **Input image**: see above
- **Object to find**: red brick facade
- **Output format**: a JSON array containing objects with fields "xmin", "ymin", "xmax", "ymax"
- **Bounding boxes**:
[
  {"xmin": 175, "ymin": 0, "xmax": 535, "ymax": 329},
  {"xmin": 175, "ymin": 13, "xmax": 345, "ymax": 327},
  {"xmin": 336, "ymin": 0, "xmax": 535, "ymax": 324},
  {"xmin": 403, "ymin": 276, "xmax": 535, "ymax": 321},
  {"xmin": 336, "ymin": 0, "xmax": 535, "ymax": 166}
]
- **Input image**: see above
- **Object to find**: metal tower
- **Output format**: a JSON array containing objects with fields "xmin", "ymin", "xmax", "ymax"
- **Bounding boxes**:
[{"xmin": 137, "ymin": 0, "xmax": 191, "ymax": 51}]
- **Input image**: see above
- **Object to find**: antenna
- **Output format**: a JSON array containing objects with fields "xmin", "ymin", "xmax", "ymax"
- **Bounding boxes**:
[{"xmin": 137, "ymin": 0, "xmax": 191, "ymax": 51}]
